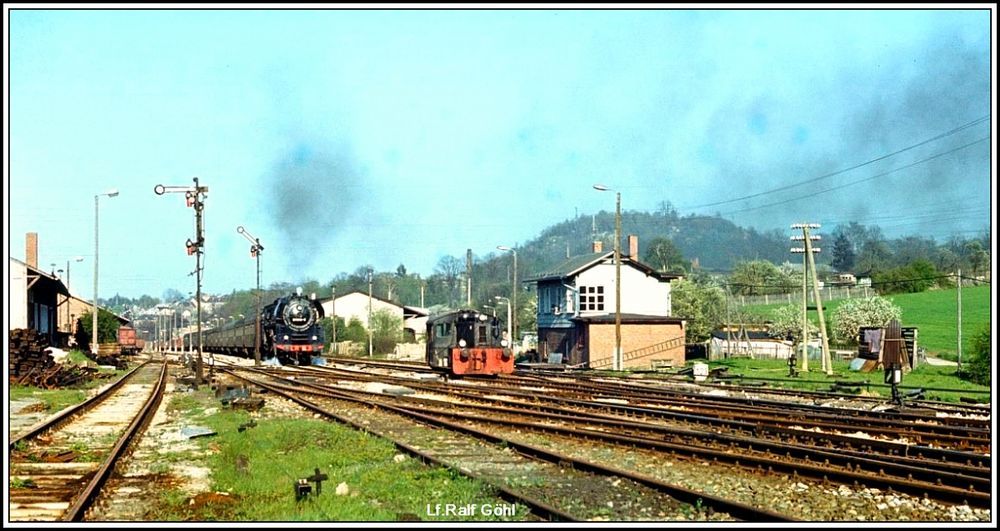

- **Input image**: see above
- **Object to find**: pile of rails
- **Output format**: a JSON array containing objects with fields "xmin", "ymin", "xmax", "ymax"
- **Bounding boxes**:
[{"xmin": 8, "ymin": 329, "xmax": 101, "ymax": 389}]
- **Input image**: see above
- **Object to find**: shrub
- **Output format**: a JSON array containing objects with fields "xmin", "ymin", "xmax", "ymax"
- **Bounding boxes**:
[
  {"xmin": 768, "ymin": 304, "xmax": 817, "ymax": 343},
  {"xmin": 831, "ymin": 296, "xmax": 902, "ymax": 344},
  {"xmin": 966, "ymin": 322, "xmax": 990, "ymax": 385}
]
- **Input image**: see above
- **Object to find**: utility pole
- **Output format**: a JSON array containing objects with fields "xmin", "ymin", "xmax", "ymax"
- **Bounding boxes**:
[
  {"xmin": 497, "ymin": 246, "xmax": 519, "ymax": 345},
  {"xmin": 793, "ymin": 224, "xmax": 831, "ymax": 376},
  {"xmin": 957, "ymin": 268, "xmax": 962, "ymax": 373},
  {"xmin": 725, "ymin": 283, "xmax": 732, "ymax": 359},
  {"xmin": 790, "ymin": 231, "xmax": 816, "ymax": 373},
  {"xmin": 330, "ymin": 284, "xmax": 337, "ymax": 354},
  {"xmin": 466, "ymin": 249, "xmax": 473, "ymax": 306},
  {"xmin": 368, "ymin": 268, "xmax": 374, "ymax": 357},
  {"xmin": 801, "ymin": 247, "xmax": 808, "ymax": 372}
]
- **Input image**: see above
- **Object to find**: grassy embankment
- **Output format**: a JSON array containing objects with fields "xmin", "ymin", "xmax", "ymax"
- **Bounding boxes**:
[
  {"xmin": 148, "ymin": 389, "xmax": 525, "ymax": 522},
  {"xmin": 713, "ymin": 286, "xmax": 992, "ymax": 402},
  {"xmin": 701, "ymin": 357, "xmax": 989, "ymax": 403},
  {"xmin": 744, "ymin": 285, "xmax": 991, "ymax": 359}
]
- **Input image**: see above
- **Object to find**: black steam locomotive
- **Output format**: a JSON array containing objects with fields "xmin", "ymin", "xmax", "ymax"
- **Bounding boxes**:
[{"xmin": 187, "ymin": 288, "xmax": 326, "ymax": 365}]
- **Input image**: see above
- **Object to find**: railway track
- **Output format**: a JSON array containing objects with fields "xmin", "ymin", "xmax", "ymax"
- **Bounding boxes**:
[
  {"xmin": 9, "ymin": 360, "xmax": 168, "ymax": 522},
  {"xmin": 298, "ymin": 362, "xmax": 992, "ymax": 458},
  {"xmin": 274, "ymin": 362, "xmax": 991, "ymax": 508},
  {"xmin": 220, "ymin": 364, "xmax": 792, "ymax": 522}
]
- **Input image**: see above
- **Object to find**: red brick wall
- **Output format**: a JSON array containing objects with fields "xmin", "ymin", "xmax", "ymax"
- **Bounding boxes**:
[
  {"xmin": 26, "ymin": 232, "xmax": 38, "ymax": 269},
  {"xmin": 586, "ymin": 322, "xmax": 685, "ymax": 369}
]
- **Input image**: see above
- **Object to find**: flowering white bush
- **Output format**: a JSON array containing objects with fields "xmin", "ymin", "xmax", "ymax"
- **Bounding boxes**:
[
  {"xmin": 832, "ymin": 296, "xmax": 902, "ymax": 344},
  {"xmin": 768, "ymin": 304, "xmax": 816, "ymax": 342}
]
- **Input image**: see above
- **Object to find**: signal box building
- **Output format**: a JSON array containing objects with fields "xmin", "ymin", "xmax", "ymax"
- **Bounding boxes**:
[{"xmin": 526, "ymin": 236, "xmax": 685, "ymax": 369}]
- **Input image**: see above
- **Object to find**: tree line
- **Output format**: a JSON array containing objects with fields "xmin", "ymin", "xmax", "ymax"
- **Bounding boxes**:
[{"xmin": 100, "ymin": 206, "xmax": 988, "ymax": 346}]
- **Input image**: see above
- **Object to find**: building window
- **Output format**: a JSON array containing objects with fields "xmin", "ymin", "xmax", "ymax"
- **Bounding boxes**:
[{"xmin": 579, "ymin": 285, "xmax": 605, "ymax": 311}]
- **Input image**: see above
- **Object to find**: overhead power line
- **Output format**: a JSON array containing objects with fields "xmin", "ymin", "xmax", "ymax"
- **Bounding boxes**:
[
  {"xmin": 717, "ymin": 136, "xmax": 990, "ymax": 216},
  {"xmin": 684, "ymin": 114, "xmax": 990, "ymax": 210},
  {"xmin": 724, "ymin": 273, "xmax": 990, "ymax": 290}
]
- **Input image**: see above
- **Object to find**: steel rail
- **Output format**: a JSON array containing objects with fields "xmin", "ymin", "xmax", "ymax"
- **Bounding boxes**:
[{"xmin": 62, "ymin": 360, "xmax": 168, "ymax": 521}]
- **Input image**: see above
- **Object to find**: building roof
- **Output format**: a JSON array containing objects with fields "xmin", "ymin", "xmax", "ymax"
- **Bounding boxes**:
[
  {"xmin": 10, "ymin": 257, "xmax": 70, "ymax": 296},
  {"xmin": 574, "ymin": 313, "xmax": 686, "ymax": 325},
  {"xmin": 526, "ymin": 252, "xmax": 681, "ymax": 283},
  {"xmin": 321, "ymin": 290, "xmax": 428, "ymax": 317}
]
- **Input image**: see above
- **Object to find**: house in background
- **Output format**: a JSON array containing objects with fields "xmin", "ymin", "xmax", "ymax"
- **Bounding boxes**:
[
  {"xmin": 319, "ymin": 291, "xmax": 429, "ymax": 342},
  {"xmin": 9, "ymin": 233, "xmax": 70, "ymax": 346},
  {"xmin": 10, "ymin": 256, "xmax": 70, "ymax": 346},
  {"xmin": 526, "ymin": 235, "xmax": 685, "ymax": 368},
  {"xmin": 10, "ymin": 233, "xmax": 127, "ymax": 348}
]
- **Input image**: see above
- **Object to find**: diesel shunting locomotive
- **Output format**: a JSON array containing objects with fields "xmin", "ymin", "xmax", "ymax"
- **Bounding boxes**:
[{"xmin": 426, "ymin": 309, "xmax": 513, "ymax": 376}]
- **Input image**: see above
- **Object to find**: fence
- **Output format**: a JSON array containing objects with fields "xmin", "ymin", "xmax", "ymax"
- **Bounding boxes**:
[
  {"xmin": 731, "ymin": 285, "xmax": 874, "ymax": 308},
  {"xmin": 708, "ymin": 338, "xmax": 796, "ymax": 360}
]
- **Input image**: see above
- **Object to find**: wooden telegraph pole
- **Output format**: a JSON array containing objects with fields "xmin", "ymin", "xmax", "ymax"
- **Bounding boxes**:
[{"xmin": 792, "ymin": 224, "xmax": 831, "ymax": 375}]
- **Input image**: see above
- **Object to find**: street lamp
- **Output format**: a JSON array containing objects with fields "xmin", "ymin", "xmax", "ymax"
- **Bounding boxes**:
[
  {"xmin": 496, "ymin": 246, "xmax": 518, "ymax": 344},
  {"xmin": 593, "ymin": 184, "xmax": 622, "ymax": 371},
  {"xmin": 66, "ymin": 256, "xmax": 83, "ymax": 292},
  {"xmin": 494, "ymin": 296, "xmax": 512, "ymax": 347},
  {"xmin": 237, "ymin": 225, "xmax": 264, "ymax": 366},
  {"xmin": 93, "ymin": 188, "xmax": 119, "ymax": 354}
]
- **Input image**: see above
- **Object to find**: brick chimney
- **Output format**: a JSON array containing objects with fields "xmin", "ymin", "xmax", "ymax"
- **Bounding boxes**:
[
  {"xmin": 26, "ymin": 232, "xmax": 38, "ymax": 269},
  {"xmin": 592, "ymin": 241, "xmax": 603, "ymax": 253},
  {"xmin": 628, "ymin": 234, "xmax": 638, "ymax": 260}
]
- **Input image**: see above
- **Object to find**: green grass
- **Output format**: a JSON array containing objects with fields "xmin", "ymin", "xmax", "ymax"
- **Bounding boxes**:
[
  {"xmin": 704, "ymin": 358, "xmax": 990, "ymax": 403},
  {"xmin": 887, "ymin": 286, "xmax": 990, "ymax": 359},
  {"xmin": 10, "ymin": 477, "xmax": 36, "ymax": 489},
  {"xmin": 9, "ymin": 386, "xmax": 89, "ymax": 413},
  {"xmin": 66, "ymin": 349, "xmax": 93, "ymax": 365},
  {"xmin": 744, "ymin": 285, "xmax": 990, "ymax": 358},
  {"xmin": 149, "ymin": 390, "xmax": 525, "ymax": 522}
]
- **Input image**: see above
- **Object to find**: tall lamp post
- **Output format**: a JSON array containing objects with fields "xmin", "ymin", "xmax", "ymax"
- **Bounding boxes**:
[
  {"xmin": 593, "ymin": 184, "xmax": 622, "ymax": 371},
  {"xmin": 496, "ymin": 246, "xmax": 518, "ymax": 344},
  {"xmin": 237, "ymin": 225, "xmax": 264, "ymax": 366},
  {"xmin": 58, "ymin": 256, "xmax": 84, "ymax": 336},
  {"xmin": 67, "ymin": 256, "xmax": 84, "ymax": 292},
  {"xmin": 494, "ymin": 296, "xmax": 512, "ymax": 347},
  {"xmin": 93, "ymin": 188, "xmax": 119, "ymax": 354}
]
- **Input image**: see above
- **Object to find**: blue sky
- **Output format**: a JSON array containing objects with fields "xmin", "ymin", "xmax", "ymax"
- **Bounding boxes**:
[{"xmin": 5, "ymin": 6, "xmax": 994, "ymax": 300}]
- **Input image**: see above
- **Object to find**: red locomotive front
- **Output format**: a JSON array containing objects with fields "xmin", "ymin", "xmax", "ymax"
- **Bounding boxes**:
[{"xmin": 426, "ymin": 309, "xmax": 513, "ymax": 376}]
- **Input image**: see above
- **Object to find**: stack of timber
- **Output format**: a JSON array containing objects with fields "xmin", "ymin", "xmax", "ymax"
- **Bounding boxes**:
[
  {"xmin": 8, "ymin": 328, "xmax": 100, "ymax": 389},
  {"xmin": 92, "ymin": 343, "xmax": 129, "ymax": 370}
]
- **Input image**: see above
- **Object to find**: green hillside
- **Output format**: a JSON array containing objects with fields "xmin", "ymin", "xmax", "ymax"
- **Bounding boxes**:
[{"xmin": 746, "ymin": 285, "xmax": 991, "ymax": 358}]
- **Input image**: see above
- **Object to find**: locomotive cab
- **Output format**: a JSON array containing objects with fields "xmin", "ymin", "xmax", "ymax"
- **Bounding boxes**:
[{"xmin": 426, "ymin": 309, "xmax": 514, "ymax": 376}]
